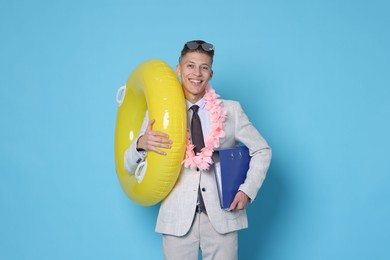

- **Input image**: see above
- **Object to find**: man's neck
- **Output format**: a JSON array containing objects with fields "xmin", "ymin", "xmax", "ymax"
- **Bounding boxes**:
[{"xmin": 184, "ymin": 91, "xmax": 206, "ymax": 104}]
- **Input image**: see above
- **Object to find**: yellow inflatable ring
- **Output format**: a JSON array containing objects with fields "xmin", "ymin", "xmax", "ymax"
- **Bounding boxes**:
[{"xmin": 114, "ymin": 59, "xmax": 187, "ymax": 206}]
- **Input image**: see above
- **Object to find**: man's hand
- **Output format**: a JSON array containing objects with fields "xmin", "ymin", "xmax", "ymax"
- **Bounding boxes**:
[
  {"xmin": 229, "ymin": 191, "xmax": 249, "ymax": 211},
  {"xmin": 137, "ymin": 119, "xmax": 172, "ymax": 155}
]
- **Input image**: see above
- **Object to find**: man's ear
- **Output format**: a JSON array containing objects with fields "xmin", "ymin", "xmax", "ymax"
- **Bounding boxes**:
[
  {"xmin": 176, "ymin": 64, "xmax": 181, "ymax": 76},
  {"xmin": 210, "ymin": 69, "xmax": 213, "ymax": 79}
]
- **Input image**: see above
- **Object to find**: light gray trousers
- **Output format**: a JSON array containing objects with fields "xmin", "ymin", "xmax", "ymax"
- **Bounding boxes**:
[{"xmin": 162, "ymin": 212, "xmax": 238, "ymax": 260}]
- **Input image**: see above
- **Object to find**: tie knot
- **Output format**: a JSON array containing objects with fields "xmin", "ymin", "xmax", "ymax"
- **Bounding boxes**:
[{"xmin": 191, "ymin": 105, "xmax": 200, "ymax": 113}]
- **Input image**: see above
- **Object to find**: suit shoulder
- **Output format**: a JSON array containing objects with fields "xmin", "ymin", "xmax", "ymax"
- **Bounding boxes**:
[
  {"xmin": 221, "ymin": 99, "xmax": 243, "ymax": 111},
  {"xmin": 221, "ymin": 99, "xmax": 241, "ymax": 107}
]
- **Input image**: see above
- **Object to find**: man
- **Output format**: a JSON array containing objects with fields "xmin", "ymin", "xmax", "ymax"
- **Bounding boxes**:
[{"xmin": 124, "ymin": 40, "xmax": 271, "ymax": 260}]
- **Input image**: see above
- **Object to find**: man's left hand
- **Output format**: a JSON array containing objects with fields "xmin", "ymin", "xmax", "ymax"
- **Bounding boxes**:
[{"xmin": 229, "ymin": 191, "xmax": 249, "ymax": 211}]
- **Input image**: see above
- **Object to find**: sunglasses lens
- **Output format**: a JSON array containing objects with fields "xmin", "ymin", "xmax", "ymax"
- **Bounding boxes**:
[
  {"xmin": 186, "ymin": 41, "xmax": 199, "ymax": 50},
  {"xmin": 201, "ymin": 43, "xmax": 214, "ymax": 51}
]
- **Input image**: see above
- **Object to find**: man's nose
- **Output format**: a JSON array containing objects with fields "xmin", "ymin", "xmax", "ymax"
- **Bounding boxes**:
[{"xmin": 193, "ymin": 66, "xmax": 201, "ymax": 75}]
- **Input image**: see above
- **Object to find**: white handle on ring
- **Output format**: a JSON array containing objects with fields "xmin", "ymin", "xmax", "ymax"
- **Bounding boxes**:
[
  {"xmin": 134, "ymin": 160, "xmax": 147, "ymax": 183},
  {"xmin": 116, "ymin": 85, "xmax": 126, "ymax": 106}
]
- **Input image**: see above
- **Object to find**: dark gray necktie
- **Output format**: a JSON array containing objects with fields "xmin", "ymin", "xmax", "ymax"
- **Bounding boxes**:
[
  {"xmin": 190, "ymin": 105, "xmax": 207, "ymax": 214},
  {"xmin": 191, "ymin": 105, "xmax": 206, "ymax": 154}
]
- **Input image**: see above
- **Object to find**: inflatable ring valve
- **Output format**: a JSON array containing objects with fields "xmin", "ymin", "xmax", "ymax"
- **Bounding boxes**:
[{"xmin": 114, "ymin": 59, "xmax": 187, "ymax": 206}]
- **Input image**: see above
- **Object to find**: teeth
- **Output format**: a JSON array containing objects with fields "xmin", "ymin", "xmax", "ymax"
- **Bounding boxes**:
[{"xmin": 190, "ymin": 80, "xmax": 201, "ymax": 83}]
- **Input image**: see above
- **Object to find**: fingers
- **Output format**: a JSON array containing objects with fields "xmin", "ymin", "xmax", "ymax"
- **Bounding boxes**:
[
  {"xmin": 140, "ymin": 119, "xmax": 172, "ymax": 155},
  {"xmin": 141, "ymin": 135, "xmax": 172, "ymax": 155},
  {"xmin": 147, "ymin": 131, "xmax": 171, "ymax": 143},
  {"xmin": 229, "ymin": 197, "xmax": 243, "ymax": 211},
  {"xmin": 146, "ymin": 119, "xmax": 155, "ymax": 131},
  {"xmin": 146, "ymin": 119, "xmax": 170, "ymax": 139},
  {"xmin": 229, "ymin": 191, "xmax": 249, "ymax": 211},
  {"xmin": 145, "ymin": 138, "xmax": 172, "ymax": 155},
  {"xmin": 229, "ymin": 198, "xmax": 239, "ymax": 211}
]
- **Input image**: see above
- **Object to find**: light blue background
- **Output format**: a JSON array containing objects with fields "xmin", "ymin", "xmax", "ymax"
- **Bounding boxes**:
[{"xmin": 1, "ymin": 0, "xmax": 389, "ymax": 259}]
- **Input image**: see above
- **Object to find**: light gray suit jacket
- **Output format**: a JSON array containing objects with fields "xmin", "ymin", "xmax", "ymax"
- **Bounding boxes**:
[{"xmin": 124, "ymin": 100, "xmax": 271, "ymax": 236}]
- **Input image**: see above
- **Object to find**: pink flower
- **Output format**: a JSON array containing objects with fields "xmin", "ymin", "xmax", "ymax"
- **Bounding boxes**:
[{"xmin": 183, "ymin": 85, "xmax": 226, "ymax": 171}]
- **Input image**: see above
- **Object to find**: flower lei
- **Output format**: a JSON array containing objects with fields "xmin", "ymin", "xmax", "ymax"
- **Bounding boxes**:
[{"xmin": 183, "ymin": 85, "xmax": 227, "ymax": 171}]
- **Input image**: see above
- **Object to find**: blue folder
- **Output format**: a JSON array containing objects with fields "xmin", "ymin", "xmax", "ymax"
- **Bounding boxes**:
[{"xmin": 213, "ymin": 146, "xmax": 250, "ymax": 210}]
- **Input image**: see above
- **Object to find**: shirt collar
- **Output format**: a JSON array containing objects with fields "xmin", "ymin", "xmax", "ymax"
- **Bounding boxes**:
[{"xmin": 186, "ymin": 98, "xmax": 205, "ymax": 111}]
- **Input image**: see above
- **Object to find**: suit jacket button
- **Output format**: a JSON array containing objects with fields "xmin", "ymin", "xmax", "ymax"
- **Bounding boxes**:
[{"xmin": 202, "ymin": 188, "xmax": 206, "ymax": 192}]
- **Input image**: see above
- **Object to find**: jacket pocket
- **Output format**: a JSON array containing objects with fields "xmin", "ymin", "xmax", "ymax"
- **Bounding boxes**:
[{"xmin": 222, "ymin": 209, "xmax": 243, "ymax": 220}]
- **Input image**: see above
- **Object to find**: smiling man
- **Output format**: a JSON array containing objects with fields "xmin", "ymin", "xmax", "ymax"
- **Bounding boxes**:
[
  {"xmin": 177, "ymin": 44, "xmax": 213, "ymax": 103},
  {"xmin": 124, "ymin": 40, "xmax": 272, "ymax": 260}
]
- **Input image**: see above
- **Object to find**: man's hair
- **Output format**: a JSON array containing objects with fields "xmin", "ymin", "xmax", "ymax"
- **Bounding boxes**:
[{"xmin": 179, "ymin": 40, "xmax": 214, "ymax": 64}]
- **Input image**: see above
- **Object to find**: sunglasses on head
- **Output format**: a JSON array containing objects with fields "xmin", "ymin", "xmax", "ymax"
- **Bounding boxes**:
[{"xmin": 185, "ymin": 41, "xmax": 214, "ymax": 52}]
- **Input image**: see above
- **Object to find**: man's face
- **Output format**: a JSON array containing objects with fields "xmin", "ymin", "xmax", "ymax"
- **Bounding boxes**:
[{"xmin": 176, "ymin": 52, "xmax": 213, "ymax": 103}]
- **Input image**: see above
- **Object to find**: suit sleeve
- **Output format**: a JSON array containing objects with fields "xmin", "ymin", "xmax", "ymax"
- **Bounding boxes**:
[
  {"xmin": 123, "ymin": 111, "xmax": 149, "ymax": 174},
  {"xmin": 231, "ymin": 102, "xmax": 272, "ymax": 201}
]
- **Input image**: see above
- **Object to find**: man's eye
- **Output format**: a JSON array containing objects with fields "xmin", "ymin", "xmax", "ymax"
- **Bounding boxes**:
[{"xmin": 201, "ymin": 66, "xmax": 209, "ymax": 71}]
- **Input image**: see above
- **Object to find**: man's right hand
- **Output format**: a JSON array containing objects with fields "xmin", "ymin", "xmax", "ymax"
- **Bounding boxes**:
[{"xmin": 136, "ymin": 119, "xmax": 172, "ymax": 155}]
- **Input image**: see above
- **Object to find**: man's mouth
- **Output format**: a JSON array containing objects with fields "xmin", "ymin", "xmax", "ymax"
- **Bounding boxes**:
[{"xmin": 189, "ymin": 79, "xmax": 202, "ymax": 85}]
